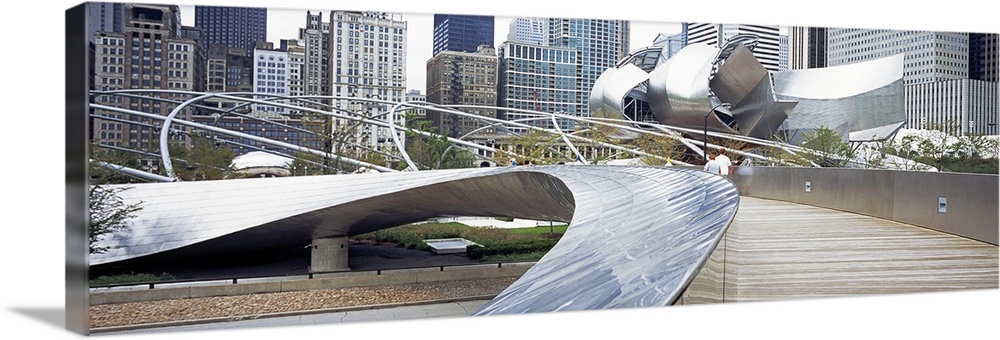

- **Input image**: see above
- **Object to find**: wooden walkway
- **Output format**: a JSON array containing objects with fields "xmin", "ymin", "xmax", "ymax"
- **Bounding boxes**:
[{"xmin": 680, "ymin": 196, "xmax": 998, "ymax": 304}]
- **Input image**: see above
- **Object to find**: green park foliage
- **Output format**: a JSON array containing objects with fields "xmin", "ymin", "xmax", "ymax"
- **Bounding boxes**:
[{"xmin": 351, "ymin": 222, "xmax": 568, "ymax": 263}]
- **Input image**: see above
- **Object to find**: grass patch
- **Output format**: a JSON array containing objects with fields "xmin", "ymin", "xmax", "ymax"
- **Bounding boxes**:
[{"xmin": 90, "ymin": 272, "xmax": 176, "ymax": 286}]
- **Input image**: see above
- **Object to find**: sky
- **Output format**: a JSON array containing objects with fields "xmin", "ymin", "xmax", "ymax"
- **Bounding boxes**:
[{"xmin": 178, "ymin": 5, "xmax": 682, "ymax": 94}]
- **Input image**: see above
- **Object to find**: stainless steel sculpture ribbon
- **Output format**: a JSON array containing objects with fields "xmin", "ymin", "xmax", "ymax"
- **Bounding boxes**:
[
  {"xmin": 91, "ymin": 165, "xmax": 739, "ymax": 314},
  {"xmin": 473, "ymin": 166, "xmax": 739, "ymax": 314}
]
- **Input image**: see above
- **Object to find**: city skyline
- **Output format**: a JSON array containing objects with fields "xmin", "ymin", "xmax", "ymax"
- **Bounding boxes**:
[{"xmin": 177, "ymin": 5, "xmax": 683, "ymax": 94}]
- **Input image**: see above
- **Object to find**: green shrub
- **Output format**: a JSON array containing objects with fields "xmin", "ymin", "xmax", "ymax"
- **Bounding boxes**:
[
  {"xmin": 480, "ymin": 251, "xmax": 550, "ymax": 263},
  {"xmin": 351, "ymin": 222, "xmax": 565, "ymax": 262},
  {"xmin": 466, "ymin": 239, "xmax": 560, "ymax": 260},
  {"xmin": 90, "ymin": 272, "xmax": 176, "ymax": 286}
]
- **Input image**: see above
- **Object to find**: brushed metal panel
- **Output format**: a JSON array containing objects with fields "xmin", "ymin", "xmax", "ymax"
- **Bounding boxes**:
[
  {"xmin": 773, "ymin": 54, "xmax": 905, "ymax": 142},
  {"xmin": 892, "ymin": 171, "xmax": 999, "ymax": 244},
  {"xmin": 727, "ymin": 75, "xmax": 794, "ymax": 139},
  {"xmin": 91, "ymin": 166, "xmax": 741, "ymax": 314},
  {"xmin": 590, "ymin": 64, "xmax": 652, "ymax": 138},
  {"xmin": 472, "ymin": 166, "xmax": 740, "ymax": 314},
  {"xmin": 729, "ymin": 167, "xmax": 997, "ymax": 244},
  {"xmin": 709, "ymin": 45, "xmax": 770, "ymax": 106},
  {"xmin": 646, "ymin": 43, "xmax": 717, "ymax": 128}
]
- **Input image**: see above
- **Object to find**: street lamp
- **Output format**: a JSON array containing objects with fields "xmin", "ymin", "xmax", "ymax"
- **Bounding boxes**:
[{"xmin": 704, "ymin": 101, "xmax": 731, "ymax": 164}]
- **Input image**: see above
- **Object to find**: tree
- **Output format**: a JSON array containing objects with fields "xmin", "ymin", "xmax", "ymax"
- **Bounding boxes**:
[
  {"xmin": 405, "ymin": 133, "xmax": 477, "ymax": 170},
  {"xmin": 632, "ymin": 132, "xmax": 681, "ymax": 166},
  {"xmin": 287, "ymin": 150, "xmax": 327, "ymax": 176},
  {"xmin": 504, "ymin": 130, "xmax": 569, "ymax": 165},
  {"xmin": 300, "ymin": 112, "xmax": 335, "ymax": 174},
  {"xmin": 573, "ymin": 128, "xmax": 619, "ymax": 164},
  {"xmin": 800, "ymin": 126, "xmax": 855, "ymax": 167},
  {"xmin": 170, "ymin": 133, "xmax": 236, "ymax": 181},
  {"xmin": 89, "ymin": 142, "xmax": 145, "ymax": 185},
  {"xmin": 748, "ymin": 131, "xmax": 812, "ymax": 167},
  {"xmin": 89, "ymin": 185, "xmax": 142, "ymax": 254}
]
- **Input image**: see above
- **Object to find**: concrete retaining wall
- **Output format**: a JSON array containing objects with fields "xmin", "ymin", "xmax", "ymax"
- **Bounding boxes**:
[{"xmin": 90, "ymin": 263, "xmax": 533, "ymax": 305}]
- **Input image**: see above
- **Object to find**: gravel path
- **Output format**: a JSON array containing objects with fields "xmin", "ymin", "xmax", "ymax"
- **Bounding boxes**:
[
  {"xmin": 89, "ymin": 243, "xmax": 518, "ymax": 329},
  {"xmin": 89, "ymin": 277, "xmax": 518, "ymax": 329}
]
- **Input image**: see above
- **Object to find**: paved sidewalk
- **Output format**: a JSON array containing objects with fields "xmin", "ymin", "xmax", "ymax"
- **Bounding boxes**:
[{"xmin": 93, "ymin": 299, "xmax": 492, "ymax": 335}]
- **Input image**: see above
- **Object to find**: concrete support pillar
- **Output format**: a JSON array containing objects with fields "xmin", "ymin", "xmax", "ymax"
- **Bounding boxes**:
[{"xmin": 309, "ymin": 236, "xmax": 349, "ymax": 273}]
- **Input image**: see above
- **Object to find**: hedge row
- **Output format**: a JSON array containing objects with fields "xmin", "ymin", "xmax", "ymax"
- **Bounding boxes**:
[{"xmin": 466, "ymin": 238, "xmax": 559, "ymax": 260}]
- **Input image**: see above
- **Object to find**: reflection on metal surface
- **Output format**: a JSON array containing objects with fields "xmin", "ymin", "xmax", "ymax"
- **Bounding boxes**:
[
  {"xmin": 473, "ymin": 166, "xmax": 739, "ymax": 314},
  {"xmin": 592, "ymin": 36, "xmax": 906, "ymax": 143},
  {"xmin": 90, "ymin": 166, "xmax": 740, "ymax": 314},
  {"xmin": 772, "ymin": 54, "xmax": 906, "ymax": 142}
]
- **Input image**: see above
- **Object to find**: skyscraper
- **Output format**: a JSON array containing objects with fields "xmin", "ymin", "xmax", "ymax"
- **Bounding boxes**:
[
  {"xmin": 281, "ymin": 39, "xmax": 307, "ymax": 103},
  {"xmin": 204, "ymin": 45, "xmax": 253, "ymax": 93},
  {"xmin": 779, "ymin": 34, "xmax": 788, "ymax": 71},
  {"xmin": 507, "ymin": 17, "xmax": 546, "ymax": 46},
  {"xmin": 328, "ymin": 10, "xmax": 408, "ymax": 151},
  {"xmin": 426, "ymin": 45, "xmax": 498, "ymax": 137},
  {"xmin": 788, "ymin": 27, "xmax": 828, "ymax": 70},
  {"xmin": 655, "ymin": 32, "xmax": 687, "ymax": 60},
  {"xmin": 828, "ymin": 29, "xmax": 969, "ymax": 84},
  {"xmin": 548, "ymin": 18, "xmax": 630, "ymax": 115},
  {"xmin": 498, "ymin": 17, "xmax": 629, "ymax": 124},
  {"xmin": 827, "ymin": 28, "xmax": 998, "ymax": 135},
  {"xmin": 497, "ymin": 41, "xmax": 581, "ymax": 132},
  {"xmin": 252, "ymin": 44, "xmax": 291, "ymax": 115},
  {"xmin": 86, "ymin": 2, "xmax": 125, "ymax": 39},
  {"xmin": 970, "ymin": 33, "xmax": 999, "ymax": 82},
  {"xmin": 194, "ymin": 6, "xmax": 267, "ymax": 57},
  {"xmin": 298, "ymin": 11, "xmax": 329, "ymax": 104},
  {"xmin": 684, "ymin": 23, "xmax": 781, "ymax": 72},
  {"xmin": 432, "ymin": 14, "xmax": 494, "ymax": 55},
  {"xmin": 91, "ymin": 4, "xmax": 204, "ymax": 170}
]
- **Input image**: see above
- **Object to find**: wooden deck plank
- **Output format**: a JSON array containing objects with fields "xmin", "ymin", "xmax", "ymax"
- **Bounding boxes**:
[{"xmin": 679, "ymin": 196, "xmax": 997, "ymax": 305}]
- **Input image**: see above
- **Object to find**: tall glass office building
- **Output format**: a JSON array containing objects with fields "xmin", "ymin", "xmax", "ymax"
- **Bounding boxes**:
[
  {"xmin": 194, "ymin": 6, "xmax": 267, "ymax": 57},
  {"xmin": 548, "ymin": 18, "xmax": 630, "ymax": 115},
  {"xmin": 432, "ymin": 14, "xmax": 494, "ymax": 55},
  {"xmin": 788, "ymin": 27, "xmax": 828, "ymax": 70},
  {"xmin": 507, "ymin": 17, "xmax": 547, "ymax": 46},
  {"xmin": 497, "ymin": 41, "xmax": 582, "ymax": 132},
  {"xmin": 497, "ymin": 17, "xmax": 628, "ymax": 126}
]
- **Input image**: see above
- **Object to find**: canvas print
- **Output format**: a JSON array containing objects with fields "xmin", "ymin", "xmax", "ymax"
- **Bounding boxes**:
[{"xmin": 65, "ymin": 0, "xmax": 997, "ymax": 337}]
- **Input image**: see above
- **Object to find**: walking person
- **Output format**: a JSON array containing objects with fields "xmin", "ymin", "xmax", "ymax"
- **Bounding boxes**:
[
  {"xmin": 703, "ymin": 154, "xmax": 722, "ymax": 175},
  {"xmin": 715, "ymin": 148, "xmax": 732, "ymax": 177}
]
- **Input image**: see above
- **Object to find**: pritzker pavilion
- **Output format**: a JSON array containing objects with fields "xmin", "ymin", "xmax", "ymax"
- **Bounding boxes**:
[
  {"xmin": 591, "ymin": 34, "xmax": 906, "ymax": 144},
  {"xmin": 83, "ymin": 35, "xmax": 996, "ymax": 321}
]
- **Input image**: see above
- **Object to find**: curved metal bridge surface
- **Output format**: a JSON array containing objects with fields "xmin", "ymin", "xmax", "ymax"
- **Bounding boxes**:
[{"xmin": 91, "ymin": 165, "xmax": 740, "ymax": 314}]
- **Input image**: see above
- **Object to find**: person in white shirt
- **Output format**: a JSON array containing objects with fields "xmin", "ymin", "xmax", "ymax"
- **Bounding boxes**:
[
  {"xmin": 703, "ymin": 154, "xmax": 721, "ymax": 174},
  {"xmin": 715, "ymin": 148, "xmax": 732, "ymax": 176}
]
